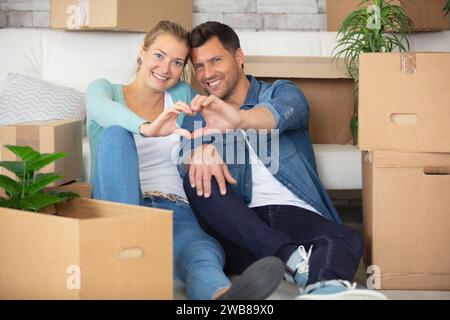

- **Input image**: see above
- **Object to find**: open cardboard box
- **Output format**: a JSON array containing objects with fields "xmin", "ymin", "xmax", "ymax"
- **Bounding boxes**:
[{"xmin": 0, "ymin": 198, "xmax": 173, "ymax": 299}]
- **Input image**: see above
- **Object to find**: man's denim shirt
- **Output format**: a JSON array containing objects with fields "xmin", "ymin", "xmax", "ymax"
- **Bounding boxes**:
[{"xmin": 178, "ymin": 76, "xmax": 341, "ymax": 223}]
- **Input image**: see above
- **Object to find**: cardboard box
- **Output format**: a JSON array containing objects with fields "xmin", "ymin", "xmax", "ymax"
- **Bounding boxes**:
[
  {"xmin": 358, "ymin": 52, "xmax": 450, "ymax": 153},
  {"xmin": 0, "ymin": 198, "xmax": 173, "ymax": 299},
  {"xmin": 362, "ymin": 150, "xmax": 450, "ymax": 290},
  {"xmin": 0, "ymin": 120, "xmax": 83, "ymax": 187},
  {"xmin": 46, "ymin": 181, "xmax": 92, "ymax": 198},
  {"xmin": 51, "ymin": 0, "xmax": 192, "ymax": 32},
  {"xmin": 244, "ymin": 56, "xmax": 355, "ymax": 144},
  {"xmin": 327, "ymin": 0, "xmax": 450, "ymax": 32}
]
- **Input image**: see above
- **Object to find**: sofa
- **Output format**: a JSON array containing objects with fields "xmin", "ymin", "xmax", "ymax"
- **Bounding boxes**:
[{"xmin": 1, "ymin": 28, "xmax": 449, "ymax": 190}]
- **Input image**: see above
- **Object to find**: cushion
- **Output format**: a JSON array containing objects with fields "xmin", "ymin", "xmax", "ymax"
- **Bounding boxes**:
[{"xmin": 0, "ymin": 73, "xmax": 86, "ymax": 132}]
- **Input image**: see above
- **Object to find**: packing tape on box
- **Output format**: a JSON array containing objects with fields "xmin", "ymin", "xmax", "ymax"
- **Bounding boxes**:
[{"xmin": 401, "ymin": 52, "xmax": 416, "ymax": 75}]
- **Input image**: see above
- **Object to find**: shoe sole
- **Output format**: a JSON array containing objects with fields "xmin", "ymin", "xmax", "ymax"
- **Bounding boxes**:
[
  {"xmin": 220, "ymin": 257, "xmax": 285, "ymax": 300},
  {"xmin": 295, "ymin": 289, "xmax": 388, "ymax": 300}
]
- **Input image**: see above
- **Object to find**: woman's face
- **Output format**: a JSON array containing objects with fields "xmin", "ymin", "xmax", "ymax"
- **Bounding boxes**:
[{"xmin": 138, "ymin": 33, "xmax": 188, "ymax": 92}]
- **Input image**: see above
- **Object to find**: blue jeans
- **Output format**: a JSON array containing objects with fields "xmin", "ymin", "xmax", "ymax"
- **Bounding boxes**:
[
  {"xmin": 184, "ymin": 176, "xmax": 363, "ymax": 287},
  {"xmin": 92, "ymin": 126, "xmax": 230, "ymax": 300}
]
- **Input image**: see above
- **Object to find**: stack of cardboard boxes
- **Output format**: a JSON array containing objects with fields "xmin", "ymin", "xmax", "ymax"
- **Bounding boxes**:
[
  {"xmin": 358, "ymin": 53, "xmax": 450, "ymax": 290},
  {"xmin": 0, "ymin": 120, "xmax": 173, "ymax": 299}
]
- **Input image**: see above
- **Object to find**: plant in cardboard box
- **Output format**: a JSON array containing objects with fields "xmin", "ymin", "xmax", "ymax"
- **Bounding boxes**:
[
  {"xmin": 0, "ymin": 145, "xmax": 79, "ymax": 212},
  {"xmin": 332, "ymin": 0, "xmax": 413, "ymax": 144}
]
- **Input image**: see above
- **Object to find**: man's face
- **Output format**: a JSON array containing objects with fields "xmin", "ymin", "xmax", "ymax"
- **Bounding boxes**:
[{"xmin": 191, "ymin": 36, "xmax": 244, "ymax": 100}]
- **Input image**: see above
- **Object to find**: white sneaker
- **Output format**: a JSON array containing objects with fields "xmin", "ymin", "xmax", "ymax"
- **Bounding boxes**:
[{"xmin": 295, "ymin": 280, "xmax": 388, "ymax": 300}]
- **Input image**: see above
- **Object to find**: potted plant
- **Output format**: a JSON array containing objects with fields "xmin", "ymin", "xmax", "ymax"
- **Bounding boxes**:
[
  {"xmin": 0, "ymin": 145, "xmax": 79, "ymax": 212},
  {"xmin": 445, "ymin": 0, "xmax": 450, "ymax": 16},
  {"xmin": 332, "ymin": 0, "xmax": 413, "ymax": 144}
]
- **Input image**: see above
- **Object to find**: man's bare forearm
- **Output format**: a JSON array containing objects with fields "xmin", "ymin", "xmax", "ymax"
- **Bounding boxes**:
[{"xmin": 238, "ymin": 106, "xmax": 276, "ymax": 130}]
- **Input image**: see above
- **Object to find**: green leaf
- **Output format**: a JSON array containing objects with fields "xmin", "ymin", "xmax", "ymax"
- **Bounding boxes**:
[
  {"xmin": 19, "ymin": 192, "xmax": 64, "ymax": 212},
  {"xmin": 0, "ymin": 161, "xmax": 26, "ymax": 179},
  {"xmin": 28, "ymin": 152, "xmax": 67, "ymax": 172},
  {"xmin": 0, "ymin": 174, "xmax": 21, "ymax": 196},
  {"xmin": 53, "ymin": 191, "xmax": 80, "ymax": 202},
  {"xmin": 4, "ymin": 145, "xmax": 41, "ymax": 162},
  {"xmin": 25, "ymin": 173, "xmax": 64, "ymax": 195},
  {"xmin": 0, "ymin": 145, "xmax": 75, "ymax": 212},
  {"xmin": 0, "ymin": 194, "xmax": 21, "ymax": 209}
]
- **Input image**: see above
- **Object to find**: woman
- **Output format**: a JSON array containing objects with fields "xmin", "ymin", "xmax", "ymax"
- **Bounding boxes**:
[{"xmin": 85, "ymin": 21, "xmax": 283, "ymax": 300}]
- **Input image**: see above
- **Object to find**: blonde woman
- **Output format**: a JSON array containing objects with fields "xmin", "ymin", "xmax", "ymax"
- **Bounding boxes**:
[{"xmin": 85, "ymin": 21, "xmax": 284, "ymax": 300}]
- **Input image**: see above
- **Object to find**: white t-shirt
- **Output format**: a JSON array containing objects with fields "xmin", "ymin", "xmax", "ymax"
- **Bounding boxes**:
[
  {"xmin": 245, "ymin": 132, "xmax": 321, "ymax": 215},
  {"xmin": 133, "ymin": 92, "xmax": 186, "ymax": 198}
]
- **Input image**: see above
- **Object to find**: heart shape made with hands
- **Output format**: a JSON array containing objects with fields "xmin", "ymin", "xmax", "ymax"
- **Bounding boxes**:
[{"xmin": 186, "ymin": 94, "xmax": 243, "ymax": 139}]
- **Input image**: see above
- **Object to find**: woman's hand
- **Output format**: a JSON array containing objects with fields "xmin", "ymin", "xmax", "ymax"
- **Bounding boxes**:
[{"xmin": 139, "ymin": 101, "xmax": 193, "ymax": 138}]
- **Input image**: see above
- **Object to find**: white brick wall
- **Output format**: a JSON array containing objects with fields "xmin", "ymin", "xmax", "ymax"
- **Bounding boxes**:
[
  {"xmin": 32, "ymin": 10, "xmax": 49, "ymax": 27},
  {"xmin": 287, "ymin": 13, "xmax": 326, "ymax": 31},
  {"xmin": 7, "ymin": 10, "xmax": 32, "ymax": 27},
  {"xmin": 224, "ymin": 13, "xmax": 263, "ymax": 31},
  {"xmin": 1, "ymin": 0, "xmax": 49, "ymax": 11},
  {"xmin": 263, "ymin": 13, "xmax": 287, "ymax": 30},
  {"xmin": 193, "ymin": 12, "xmax": 225, "ymax": 27},
  {"xmin": 0, "ymin": 0, "xmax": 328, "ymax": 31},
  {"xmin": 318, "ymin": 0, "xmax": 327, "ymax": 14},
  {"xmin": 257, "ymin": 0, "xmax": 317, "ymax": 14},
  {"xmin": 0, "ymin": 10, "xmax": 6, "ymax": 27},
  {"xmin": 0, "ymin": 0, "xmax": 50, "ymax": 28},
  {"xmin": 194, "ymin": 0, "xmax": 256, "ymax": 13}
]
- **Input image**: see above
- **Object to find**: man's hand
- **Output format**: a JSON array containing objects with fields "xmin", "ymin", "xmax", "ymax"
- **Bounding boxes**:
[
  {"xmin": 190, "ymin": 94, "xmax": 242, "ymax": 138},
  {"xmin": 139, "ymin": 101, "xmax": 193, "ymax": 138},
  {"xmin": 187, "ymin": 144, "xmax": 237, "ymax": 197}
]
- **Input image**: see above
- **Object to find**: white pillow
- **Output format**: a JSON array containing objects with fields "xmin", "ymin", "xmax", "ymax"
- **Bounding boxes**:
[{"xmin": 0, "ymin": 73, "xmax": 86, "ymax": 130}]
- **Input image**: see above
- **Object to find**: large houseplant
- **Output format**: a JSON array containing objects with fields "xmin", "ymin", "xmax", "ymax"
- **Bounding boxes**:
[
  {"xmin": 0, "ymin": 145, "xmax": 79, "ymax": 212},
  {"xmin": 332, "ymin": 0, "xmax": 413, "ymax": 144}
]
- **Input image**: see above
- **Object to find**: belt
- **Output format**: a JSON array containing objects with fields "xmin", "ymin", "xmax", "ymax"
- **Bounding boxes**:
[{"xmin": 142, "ymin": 191, "xmax": 188, "ymax": 204}]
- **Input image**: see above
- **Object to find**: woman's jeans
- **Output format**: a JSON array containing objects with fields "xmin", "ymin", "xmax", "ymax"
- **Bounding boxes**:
[{"xmin": 92, "ymin": 126, "xmax": 230, "ymax": 300}]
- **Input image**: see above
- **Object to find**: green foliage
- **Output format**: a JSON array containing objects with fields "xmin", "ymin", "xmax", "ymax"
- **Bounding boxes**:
[
  {"xmin": 333, "ymin": 0, "xmax": 413, "ymax": 84},
  {"xmin": 0, "ymin": 145, "xmax": 79, "ymax": 212},
  {"xmin": 444, "ymin": 1, "xmax": 450, "ymax": 16}
]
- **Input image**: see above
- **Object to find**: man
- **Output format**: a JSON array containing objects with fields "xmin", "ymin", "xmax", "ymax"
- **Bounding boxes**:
[{"xmin": 179, "ymin": 21, "xmax": 386, "ymax": 300}]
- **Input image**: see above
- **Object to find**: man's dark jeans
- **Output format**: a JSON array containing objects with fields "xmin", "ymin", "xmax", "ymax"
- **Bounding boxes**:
[{"xmin": 184, "ymin": 176, "xmax": 363, "ymax": 286}]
